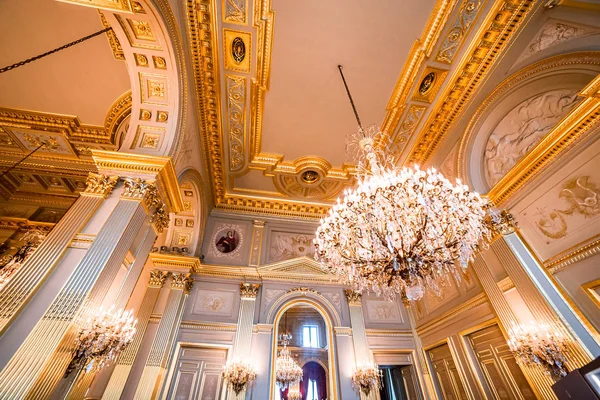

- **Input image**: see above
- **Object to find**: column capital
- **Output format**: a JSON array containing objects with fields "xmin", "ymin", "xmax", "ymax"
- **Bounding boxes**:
[
  {"xmin": 148, "ymin": 270, "xmax": 169, "ymax": 288},
  {"xmin": 171, "ymin": 272, "xmax": 194, "ymax": 294},
  {"xmin": 251, "ymin": 220, "xmax": 266, "ymax": 227},
  {"xmin": 240, "ymin": 283, "xmax": 260, "ymax": 299},
  {"xmin": 494, "ymin": 209, "xmax": 518, "ymax": 235},
  {"xmin": 83, "ymin": 172, "xmax": 118, "ymax": 197},
  {"xmin": 122, "ymin": 178, "xmax": 159, "ymax": 205},
  {"xmin": 151, "ymin": 203, "xmax": 170, "ymax": 233},
  {"xmin": 344, "ymin": 289, "xmax": 362, "ymax": 305}
]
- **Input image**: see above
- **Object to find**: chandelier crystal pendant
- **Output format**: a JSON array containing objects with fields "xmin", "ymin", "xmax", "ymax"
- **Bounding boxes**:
[
  {"xmin": 275, "ymin": 333, "xmax": 303, "ymax": 390},
  {"xmin": 66, "ymin": 305, "xmax": 137, "ymax": 376},
  {"xmin": 314, "ymin": 65, "xmax": 507, "ymax": 302}
]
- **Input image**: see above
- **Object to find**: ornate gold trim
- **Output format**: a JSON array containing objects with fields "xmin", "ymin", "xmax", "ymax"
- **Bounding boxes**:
[
  {"xmin": 149, "ymin": 253, "xmax": 201, "ymax": 272},
  {"xmin": 91, "ymin": 150, "xmax": 183, "ymax": 212},
  {"xmin": 488, "ymin": 74, "xmax": 600, "ymax": 205},
  {"xmin": 406, "ymin": 0, "xmax": 538, "ymax": 164},
  {"xmin": 366, "ymin": 329, "xmax": 413, "ymax": 337},
  {"xmin": 56, "ymin": 0, "xmax": 134, "ymax": 12},
  {"xmin": 416, "ymin": 292, "xmax": 489, "ymax": 336},
  {"xmin": 98, "ymin": 11, "xmax": 126, "ymax": 60},
  {"xmin": 545, "ymin": 234, "xmax": 600, "ymax": 273},
  {"xmin": 179, "ymin": 321, "xmax": 238, "ymax": 331}
]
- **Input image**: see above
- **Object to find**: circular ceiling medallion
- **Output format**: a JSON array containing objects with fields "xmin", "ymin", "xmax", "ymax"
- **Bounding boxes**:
[
  {"xmin": 419, "ymin": 72, "xmax": 436, "ymax": 95},
  {"xmin": 301, "ymin": 170, "xmax": 320, "ymax": 184}
]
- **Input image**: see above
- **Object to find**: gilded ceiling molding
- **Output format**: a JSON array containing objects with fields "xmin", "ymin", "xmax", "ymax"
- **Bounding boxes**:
[
  {"xmin": 380, "ymin": 0, "xmax": 459, "ymax": 137},
  {"xmin": 435, "ymin": 0, "xmax": 483, "ymax": 64},
  {"xmin": 226, "ymin": 75, "xmax": 247, "ymax": 172},
  {"xmin": 104, "ymin": 90, "xmax": 133, "ymax": 143},
  {"xmin": 487, "ymin": 73, "xmax": 600, "ymax": 205},
  {"xmin": 222, "ymin": 0, "xmax": 248, "ymax": 25},
  {"xmin": 57, "ymin": 0, "xmax": 135, "ymax": 12},
  {"xmin": 415, "ymin": 292, "xmax": 489, "ymax": 336},
  {"xmin": 406, "ymin": 0, "xmax": 538, "ymax": 165},
  {"xmin": 545, "ymin": 234, "xmax": 600, "ymax": 274},
  {"xmin": 98, "ymin": 11, "xmax": 126, "ymax": 60},
  {"xmin": 458, "ymin": 52, "xmax": 600, "ymax": 186}
]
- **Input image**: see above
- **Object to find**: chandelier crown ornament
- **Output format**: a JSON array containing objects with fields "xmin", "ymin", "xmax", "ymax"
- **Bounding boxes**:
[
  {"xmin": 66, "ymin": 305, "xmax": 137, "ymax": 376},
  {"xmin": 507, "ymin": 322, "xmax": 569, "ymax": 378},
  {"xmin": 222, "ymin": 361, "xmax": 257, "ymax": 395},
  {"xmin": 314, "ymin": 65, "xmax": 511, "ymax": 302},
  {"xmin": 351, "ymin": 363, "xmax": 382, "ymax": 396}
]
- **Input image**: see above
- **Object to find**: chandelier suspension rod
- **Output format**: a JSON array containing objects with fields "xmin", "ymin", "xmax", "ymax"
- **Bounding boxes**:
[
  {"xmin": 337, "ymin": 65, "xmax": 364, "ymax": 132},
  {"xmin": 0, "ymin": 143, "xmax": 45, "ymax": 180},
  {"xmin": 0, "ymin": 27, "xmax": 113, "ymax": 74}
]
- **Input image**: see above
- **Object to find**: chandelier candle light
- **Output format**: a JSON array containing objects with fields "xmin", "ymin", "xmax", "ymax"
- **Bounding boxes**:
[
  {"xmin": 222, "ymin": 361, "xmax": 257, "ymax": 395},
  {"xmin": 314, "ymin": 65, "xmax": 508, "ymax": 302},
  {"xmin": 507, "ymin": 322, "xmax": 569, "ymax": 378},
  {"xmin": 352, "ymin": 363, "xmax": 383, "ymax": 396},
  {"xmin": 66, "ymin": 305, "xmax": 136, "ymax": 376}
]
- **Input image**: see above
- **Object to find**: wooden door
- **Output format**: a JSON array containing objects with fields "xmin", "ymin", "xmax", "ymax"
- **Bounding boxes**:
[{"xmin": 427, "ymin": 343, "xmax": 469, "ymax": 400}]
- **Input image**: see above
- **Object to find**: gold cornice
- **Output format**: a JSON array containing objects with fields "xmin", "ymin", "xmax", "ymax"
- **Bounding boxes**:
[
  {"xmin": 488, "ymin": 74, "xmax": 600, "ymax": 205},
  {"xmin": 365, "ymin": 329, "xmax": 413, "ymax": 337},
  {"xmin": 104, "ymin": 90, "xmax": 132, "ymax": 141},
  {"xmin": 91, "ymin": 150, "xmax": 183, "ymax": 212},
  {"xmin": 179, "ymin": 321, "xmax": 238, "ymax": 331},
  {"xmin": 149, "ymin": 253, "xmax": 201, "ymax": 272},
  {"xmin": 545, "ymin": 234, "xmax": 600, "ymax": 274},
  {"xmin": 406, "ymin": 0, "xmax": 537, "ymax": 165},
  {"xmin": 381, "ymin": 0, "xmax": 458, "ymax": 136}
]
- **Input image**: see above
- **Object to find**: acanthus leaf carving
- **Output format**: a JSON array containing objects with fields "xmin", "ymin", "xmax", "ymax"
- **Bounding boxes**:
[{"xmin": 84, "ymin": 173, "xmax": 119, "ymax": 196}]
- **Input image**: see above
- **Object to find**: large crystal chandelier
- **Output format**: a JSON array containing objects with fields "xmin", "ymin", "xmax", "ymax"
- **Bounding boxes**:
[
  {"xmin": 275, "ymin": 333, "xmax": 303, "ymax": 389},
  {"xmin": 314, "ymin": 65, "xmax": 504, "ymax": 302},
  {"xmin": 507, "ymin": 322, "xmax": 569, "ymax": 378},
  {"xmin": 66, "ymin": 305, "xmax": 136, "ymax": 376}
]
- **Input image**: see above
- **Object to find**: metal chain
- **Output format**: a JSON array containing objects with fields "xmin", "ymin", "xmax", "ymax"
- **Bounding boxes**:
[
  {"xmin": 0, "ymin": 27, "xmax": 113, "ymax": 74},
  {"xmin": 337, "ymin": 64, "xmax": 364, "ymax": 131}
]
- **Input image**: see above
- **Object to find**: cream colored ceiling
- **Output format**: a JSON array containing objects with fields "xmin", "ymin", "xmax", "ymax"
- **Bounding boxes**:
[
  {"xmin": 0, "ymin": 0, "xmax": 130, "ymax": 125},
  {"xmin": 218, "ymin": 0, "xmax": 436, "ymax": 208}
]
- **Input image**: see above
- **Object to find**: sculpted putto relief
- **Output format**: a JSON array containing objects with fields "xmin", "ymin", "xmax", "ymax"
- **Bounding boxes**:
[{"xmin": 484, "ymin": 88, "xmax": 580, "ymax": 187}]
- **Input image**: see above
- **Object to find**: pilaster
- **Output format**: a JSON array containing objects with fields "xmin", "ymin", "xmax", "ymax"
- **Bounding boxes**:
[
  {"xmin": 133, "ymin": 272, "xmax": 194, "ymax": 399},
  {"xmin": 248, "ymin": 220, "xmax": 266, "ymax": 267},
  {"xmin": 0, "ymin": 172, "xmax": 117, "ymax": 334}
]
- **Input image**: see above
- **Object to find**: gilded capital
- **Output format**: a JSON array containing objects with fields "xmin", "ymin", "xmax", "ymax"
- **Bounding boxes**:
[
  {"xmin": 240, "ymin": 283, "xmax": 260, "ymax": 298},
  {"xmin": 122, "ymin": 178, "xmax": 161, "ymax": 208},
  {"xmin": 494, "ymin": 209, "xmax": 518, "ymax": 235},
  {"xmin": 151, "ymin": 203, "xmax": 170, "ymax": 233},
  {"xmin": 171, "ymin": 272, "xmax": 194, "ymax": 294},
  {"xmin": 344, "ymin": 289, "xmax": 362, "ymax": 305},
  {"xmin": 148, "ymin": 270, "xmax": 169, "ymax": 288},
  {"xmin": 84, "ymin": 172, "xmax": 118, "ymax": 196}
]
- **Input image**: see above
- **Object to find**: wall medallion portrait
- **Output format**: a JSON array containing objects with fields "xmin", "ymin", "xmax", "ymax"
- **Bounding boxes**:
[
  {"xmin": 231, "ymin": 37, "xmax": 245, "ymax": 63},
  {"xmin": 215, "ymin": 229, "xmax": 239, "ymax": 253}
]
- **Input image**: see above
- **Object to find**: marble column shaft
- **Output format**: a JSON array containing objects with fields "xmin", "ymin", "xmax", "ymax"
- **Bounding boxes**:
[
  {"xmin": 0, "ymin": 184, "xmax": 151, "ymax": 400},
  {"xmin": 101, "ymin": 270, "xmax": 169, "ymax": 400},
  {"xmin": 0, "ymin": 173, "xmax": 117, "ymax": 334},
  {"xmin": 133, "ymin": 272, "xmax": 193, "ymax": 400}
]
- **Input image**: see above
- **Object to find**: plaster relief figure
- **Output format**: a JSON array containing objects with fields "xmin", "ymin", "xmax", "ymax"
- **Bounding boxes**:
[
  {"xmin": 484, "ymin": 89, "xmax": 579, "ymax": 186},
  {"xmin": 269, "ymin": 233, "xmax": 315, "ymax": 262}
]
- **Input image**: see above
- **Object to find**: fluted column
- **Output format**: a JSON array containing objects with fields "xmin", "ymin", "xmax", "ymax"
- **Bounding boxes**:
[
  {"xmin": 101, "ymin": 270, "xmax": 169, "ymax": 400},
  {"xmin": 227, "ymin": 283, "xmax": 260, "ymax": 399},
  {"xmin": 133, "ymin": 272, "xmax": 194, "ymax": 399},
  {"xmin": 494, "ymin": 232, "xmax": 599, "ymax": 364},
  {"xmin": 344, "ymin": 290, "xmax": 376, "ymax": 400},
  {"xmin": 0, "ymin": 179, "xmax": 159, "ymax": 400},
  {"xmin": 472, "ymin": 256, "xmax": 554, "ymax": 399},
  {"xmin": 0, "ymin": 173, "xmax": 118, "ymax": 334}
]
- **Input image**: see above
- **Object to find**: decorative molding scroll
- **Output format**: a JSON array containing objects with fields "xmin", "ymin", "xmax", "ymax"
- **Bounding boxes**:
[
  {"xmin": 148, "ymin": 270, "xmax": 169, "ymax": 288},
  {"xmin": 223, "ymin": 0, "xmax": 247, "ymax": 24},
  {"xmin": 287, "ymin": 287, "xmax": 320, "ymax": 296},
  {"xmin": 435, "ymin": 0, "xmax": 482, "ymax": 64},
  {"xmin": 240, "ymin": 283, "xmax": 260, "ymax": 298},
  {"xmin": 226, "ymin": 75, "xmax": 246, "ymax": 171},
  {"xmin": 84, "ymin": 172, "xmax": 119, "ymax": 196},
  {"xmin": 344, "ymin": 289, "xmax": 362, "ymax": 306},
  {"xmin": 171, "ymin": 272, "xmax": 194, "ymax": 294}
]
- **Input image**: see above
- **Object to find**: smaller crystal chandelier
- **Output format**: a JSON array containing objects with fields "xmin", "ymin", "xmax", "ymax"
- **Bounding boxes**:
[
  {"xmin": 507, "ymin": 322, "xmax": 569, "ymax": 378},
  {"xmin": 66, "ymin": 305, "xmax": 137, "ymax": 376},
  {"xmin": 222, "ymin": 361, "xmax": 257, "ymax": 395},
  {"xmin": 275, "ymin": 332, "xmax": 303, "ymax": 390},
  {"xmin": 352, "ymin": 363, "xmax": 382, "ymax": 396}
]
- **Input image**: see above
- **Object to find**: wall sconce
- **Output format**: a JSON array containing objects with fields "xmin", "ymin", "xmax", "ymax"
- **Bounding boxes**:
[
  {"xmin": 351, "ymin": 362, "xmax": 382, "ymax": 396},
  {"xmin": 507, "ymin": 322, "xmax": 569, "ymax": 378}
]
